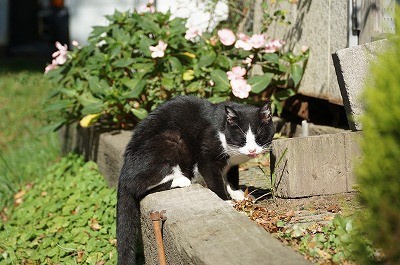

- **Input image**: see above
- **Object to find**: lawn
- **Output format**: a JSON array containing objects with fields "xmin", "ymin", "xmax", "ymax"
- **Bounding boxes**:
[
  {"xmin": 0, "ymin": 58, "xmax": 60, "ymax": 208},
  {"xmin": 0, "ymin": 58, "xmax": 117, "ymax": 263}
]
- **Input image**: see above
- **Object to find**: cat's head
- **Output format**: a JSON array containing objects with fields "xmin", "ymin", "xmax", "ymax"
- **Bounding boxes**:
[{"xmin": 220, "ymin": 101, "xmax": 275, "ymax": 158}]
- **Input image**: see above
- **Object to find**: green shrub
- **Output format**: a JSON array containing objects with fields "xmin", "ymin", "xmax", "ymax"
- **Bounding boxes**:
[
  {"xmin": 0, "ymin": 154, "xmax": 117, "ymax": 264},
  {"xmin": 355, "ymin": 16, "xmax": 400, "ymax": 263},
  {"xmin": 44, "ymin": 9, "xmax": 308, "ymax": 130}
]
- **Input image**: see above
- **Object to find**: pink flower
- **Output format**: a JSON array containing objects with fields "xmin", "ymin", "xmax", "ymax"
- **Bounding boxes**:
[
  {"xmin": 185, "ymin": 27, "xmax": 203, "ymax": 41},
  {"xmin": 242, "ymin": 55, "xmax": 254, "ymax": 67},
  {"xmin": 44, "ymin": 41, "xmax": 69, "ymax": 73},
  {"xmin": 139, "ymin": 0, "xmax": 155, "ymax": 13},
  {"xmin": 218, "ymin": 29, "xmax": 236, "ymax": 46},
  {"xmin": 301, "ymin": 45, "xmax": 309, "ymax": 53},
  {"xmin": 149, "ymin": 40, "xmax": 167, "ymax": 58},
  {"xmin": 265, "ymin": 39, "xmax": 285, "ymax": 53},
  {"xmin": 237, "ymin": 33, "xmax": 248, "ymax": 41},
  {"xmin": 227, "ymin": 66, "xmax": 246, "ymax": 80},
  {"xmin": 44, "ymin": 60, "xmax": 57, "ymax": 74},
  {"xmin": 234, "ymin": 33, "xmax": 252, "ymax": 50},
  {"xmin": 250, "ymin": 34, "xmax": 266, "ymax": 49},
  {"xmin": 230, "ymin": 78, "xmax": 251, "ymax": 99},
  {"xmin": 52, "ymin": 41, "xmax": 68, "ymax": 65}
]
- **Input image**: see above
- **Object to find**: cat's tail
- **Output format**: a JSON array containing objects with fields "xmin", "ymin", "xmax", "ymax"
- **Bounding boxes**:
[{"xmin": 117, "ymin": 184, "xmax": 141, "ymax": 265}]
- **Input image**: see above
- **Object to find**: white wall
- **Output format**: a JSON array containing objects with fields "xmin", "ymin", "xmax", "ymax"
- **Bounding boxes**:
[
  {"xmin": 65, "ymin": 0, "xmax": 228, "ymax": 45},
  {"xmin": 65, "ymin": 0, "xmax": 137, "ymax": 45}
]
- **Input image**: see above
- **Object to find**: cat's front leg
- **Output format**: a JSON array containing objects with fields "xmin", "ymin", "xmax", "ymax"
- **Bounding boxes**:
[
  {"xmin": 225, "ymin": 165, "xmax": 246, "ymax": 201},
  {"xmin": 197, "ymin": 162, "xmax": 230, "ymax": 200}
]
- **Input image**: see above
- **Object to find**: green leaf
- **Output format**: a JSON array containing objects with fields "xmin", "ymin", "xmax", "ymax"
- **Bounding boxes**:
[
  {"xmin": 87, "ymin": 76, "xmax": 108, "ymax": 96},
  {"xmin": 40, "ymin": 120, "xmax": 66, "ymax": 133},
  {"xmin": 81, "ymin": 103, "xmax": 104, "ymax": 115},
  {"xmin": 78, "ymin": 93, "xmax": 103, "ymax": 107},
  {"xmin": 208, "ymin": 96, "xmax": 229, "ymax": 103},
  {"xmin": 210, "ymin": 69, "xmax": 230, "ymax": 90},
  {"xmin": 186, "ymin": 81, "xmax": 202, "ymax": 92},
  {"xmin": 274, "ymin": 89, "xmax": 295, "ymax": 101},
  {"xmin": 131, "ymin": 108, "xmax": 148, "ymax": 120},
  {"xmin": 216, "ymin": 55, "xmax": 232, "ymax": 69},
  {"xmin": 131, "ymin": 63, "xmax": 154, "ymax": 75},
  {"xmin": 161, "ymin": 77, "xmax": 174, "ymax": 90},
  {"xmin": 44, "ymin": 100, "xmax": 72, "ymax": 112},
  {"xmin": 90, "ymin": 26, "xmax": 109, "ymax": 38},
  {"xmin": 198, "ymin": 51, "xmax": 216, "ymax": 68},
  {"xmin": 169, "ymin": 57, "xmax": 182, "ymax": 72},
  {"xmin": 123, "ymin": 79, "xmax": 147, "ymax": 98},
  {"xmin": 264, "ymin": 53, "xmax": 280, "ymax": 64},
  {"xmin": 57, "ymin": 87, "xmax": 77, "ymax": 97},
  {"xmin": 271, "ymin": 95, "xmax": 283, "ymax": 115},
  {"xmin": 112, "ymin": 58, "xmax": 135, "ymax": 68},
  {"xmin": 290, "ymin": 64, "xmax": 303, "ymax": 87},
  {"xmin": 139, "ymin": 36, "xmax": 154, "ymax": 57},
  {"xmin": 279, "ymin": 62, "xmax": 288, "ymax": 73},
  {"xmin": 248, "ymin": 73, "xmax": 273, "ymax": 93},
  {"xmin": 110, "ymin": 45, "xmax": 122, "ymax": 59},
  {"xmin": 138, "ymin": 16, "xmax": 161, "ymax": 34}
]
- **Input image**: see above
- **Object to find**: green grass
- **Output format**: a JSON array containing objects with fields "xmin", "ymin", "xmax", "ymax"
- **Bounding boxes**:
[
  {"xmin": 0, "ymin": 58, "xmax": 60, "ymax": 208},
  {"xmin": 0, "ymin": 154, "xmax": 117, "ymax": 263}
]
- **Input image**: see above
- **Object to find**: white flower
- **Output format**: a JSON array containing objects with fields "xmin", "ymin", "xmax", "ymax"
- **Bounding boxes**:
[
  {"xmin": 149, "ymin": 40, "xmax": 168, "ymax": 58},
  {"xmin": 185, "ymin": 27, "xmax": 203, "ymax": 41}
]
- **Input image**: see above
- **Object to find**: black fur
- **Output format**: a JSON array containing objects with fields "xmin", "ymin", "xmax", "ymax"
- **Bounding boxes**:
[{"xmin": 117, "ymin": 96, "xmax": 274, "ymax": 264}]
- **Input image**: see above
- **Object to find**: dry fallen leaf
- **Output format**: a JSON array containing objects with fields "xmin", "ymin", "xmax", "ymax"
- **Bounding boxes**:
[
  {"xmin": 14, "ymin": 190, "xmax": 26, "ymax": 199},
  {"xmin": 90, "ymin": 218, "xmax": 102, "ymax": 231}
]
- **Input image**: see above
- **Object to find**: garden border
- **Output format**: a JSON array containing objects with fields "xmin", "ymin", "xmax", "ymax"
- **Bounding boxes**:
[
  {"xmin": 61, "ymin": 124, "xmax": 361, "ymax": 264},
  {"xmin": 59, "ymin": 34, "xmax": 391, "ymax": 265}
]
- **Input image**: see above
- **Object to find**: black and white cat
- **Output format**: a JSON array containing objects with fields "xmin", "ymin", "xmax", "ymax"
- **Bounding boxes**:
[{"xmin": 117, "ymin": 95, "xmax": 275, "ymax": 264}]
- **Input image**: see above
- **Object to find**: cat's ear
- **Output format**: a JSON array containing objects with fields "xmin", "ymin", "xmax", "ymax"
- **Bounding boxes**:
[
  {"xmin": 258, "ymin": 101, "xmax": 272, "ymax": 123},
  {"xmin": 225, "ymin": 106, "xmax": 238, "ymax": 125}
]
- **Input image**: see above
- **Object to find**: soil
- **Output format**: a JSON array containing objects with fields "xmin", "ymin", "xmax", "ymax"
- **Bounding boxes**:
[{"xmin": 235, "ymin": 192, "xmax": 360, "ymax": 234}]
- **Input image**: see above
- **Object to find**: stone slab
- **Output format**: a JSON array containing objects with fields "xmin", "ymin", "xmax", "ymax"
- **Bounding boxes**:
[
  {"xmin": 266, "ymin": 0, "xmax": 348, "ymax": 104},
  {"xmin": 141, "ymin": 184, "xmax": 310, "ymax": 265},
  {"xmin": 97, "ymin": 130, "xmax": 132, "ymax": 187},
  {"xmin": 271, "ymin": 131, "xmax": 362, "ymax": 198},
  {"xmin": 332, "ymin": 39, "xmax": 393, "ymax": 130}
]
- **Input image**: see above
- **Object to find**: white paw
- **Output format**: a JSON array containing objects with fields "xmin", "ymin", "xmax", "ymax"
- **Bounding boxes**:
[
  {"xmin": 226, "ymin": 184, "xmax": 245, "ymax": 201},
  {"xmin": 229, "ymin": 190, "xmax": 245, "ymax": 201},
  {"xmin": 225, "ymin": 200, "xmax": 236, "ymax": 206},
  {"xmin": 171, "ymin": 177, "xmax": 191, "ymax": 188}
]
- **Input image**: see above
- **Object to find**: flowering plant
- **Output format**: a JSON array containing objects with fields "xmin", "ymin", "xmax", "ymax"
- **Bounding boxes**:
[{"xmin": 45, "ymin": 9, "xmax": 308, "ymax": 130}]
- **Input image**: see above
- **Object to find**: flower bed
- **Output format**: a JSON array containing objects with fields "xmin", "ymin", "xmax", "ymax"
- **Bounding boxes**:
[{"xmin": 44, "ymin": 5, "xmax": 308, "ymax": 131}]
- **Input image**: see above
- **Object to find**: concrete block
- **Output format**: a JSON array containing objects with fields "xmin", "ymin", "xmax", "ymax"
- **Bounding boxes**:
[
  {"xmin": 141, "ymin": 185, "xmax": 310, "ymax": 265},
  {"xmin": 332, "ymin": 39, "xmax": 394, "ymax": 130},
  {"xmin": 271, "ymin": 132, "xmax": 362, "ymax": 198},
  {"xmin": 97, "ymin": 130, "xmax": 132, "ymax": 187},
  {"xmin": 267, "ymin": 0, "xmax": 348, "ymax": 104}
]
